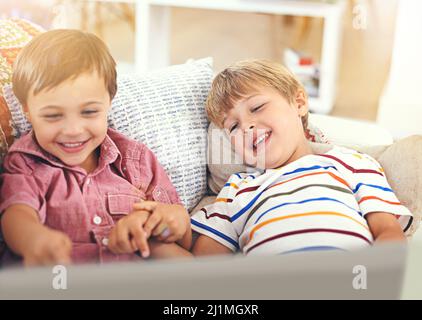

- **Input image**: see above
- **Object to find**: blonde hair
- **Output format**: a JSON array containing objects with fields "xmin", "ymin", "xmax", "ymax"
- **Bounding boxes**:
[
  {"xmin": 12, "ymin": 29, "xmax": 117, "ymax": 108},
  {"xmin": 206, "ymin": 59, "xmax": 308, "ymax": 129}
]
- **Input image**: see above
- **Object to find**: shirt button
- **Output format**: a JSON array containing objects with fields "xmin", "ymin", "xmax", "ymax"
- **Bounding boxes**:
[
  {"xmin": 86, "ymin": 178, "xmax": 91, "ymax": 185},
  {"xmin": 122, "ymin": 167, "xmax": 126, "ymax": 171},
  {"xmin": 102, "ymin": 238, "xmax": 109, "ymax": 246},
  {"xmin": 93, "ymin": 216, "xmax": 102, "ymax": 225}
]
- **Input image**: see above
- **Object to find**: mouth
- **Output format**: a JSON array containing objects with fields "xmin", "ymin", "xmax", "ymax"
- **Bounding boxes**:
[
  {"xmin": 252, "ymin": 131, "xmax": 271, "ymax": 151},
  {"xmin": 56, "ymin": 139, "xmax": 90, "ymax": 153}
]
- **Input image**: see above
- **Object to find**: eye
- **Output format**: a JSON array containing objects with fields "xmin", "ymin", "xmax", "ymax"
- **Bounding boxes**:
[
  {"xmin": 82, "ymin": 110, "xmax": 98, "ymax": 116},
  {"xmin": 229, "ymin": 123, "xmax": 238, "ymax": 134},
  {"xmin": 252, "ymin": 104, "xmax": 264, "ymax": 112},
  {"xmin": 43, "ymin": 114, "xmax": 62, "ymax": 120}
]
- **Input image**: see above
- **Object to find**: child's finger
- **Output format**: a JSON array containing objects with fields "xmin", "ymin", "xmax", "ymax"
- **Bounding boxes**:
[
  {"xmin": 62, "ymin": 236, "xmax": 73, "ymax": 254},
  {"xmin": 130, "ymin": 238, "xmax": 138, "ymax": 252},
  {"xmin": 115, "ymin": 224, "xmax": 133, "ymax": 253},
  {"xmin": 56, "ymin": 238, "xmax": 73, "ymax": 264},
  {"xmin": 143, "ymin": 213, "xmax": 162, "ymax": 238},
  {"xmin": 24, "ymin": 253, "xmax": 54, "ymax": 267},
  {"xmin": 44, "ymin": 237, "xmax": 72, "ymax": 265},
  {"xmin": 133, "ymin": 201, "xmax": 157, "ymax": 212},
  {"xmin": 152, "ymin": 223, "xmax": 169, "ymax": 237},
  {"xmin": 107, "ymin": 228, "xmax": 119, "ymax": 253},
  {"xmin": 156, "ymin": 231, "xmax": 173, "ymax": 242},
  {"xmin": 130, "ymin": 227, "xmax": 150, "ymax": 258},
  {"xmin": 52, "ymin": 250, "xmax": 72, "ymax": 265},
  {"xmin": 158, "ymin": 217, "xmax": 180, "ymax": 238},
  {"xmin": 134, "ymin": 209, "xmax": 151, "ymax": 223}
]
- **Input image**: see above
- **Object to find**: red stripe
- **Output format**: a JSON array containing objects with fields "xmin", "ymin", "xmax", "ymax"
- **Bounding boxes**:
[
  {"xmin": 201, "ymin": 208, "xmax": 231, "ymax": 222},
  {"xmin": 246, "ymin": 228, "xmax": 372, "ymax": 253},
  {"xmin": 358, "ymin": 196, "xmax": 401, "ymax": 205},
  {"xmin": 235, "ymin": 171, "xmax": 349, "ymax": 198},
  {"xmin": 236, "ymin": 186, "xmax": 260, "ymax": 197},
  {"xmin": 318, "ymin": 154, "xmax": 383, "ymax": 176}
]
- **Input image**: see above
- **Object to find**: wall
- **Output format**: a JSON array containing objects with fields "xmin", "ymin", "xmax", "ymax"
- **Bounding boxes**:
[{"xmin": 377, "ymin": 0, "xmax": 422, "ymax": 138}]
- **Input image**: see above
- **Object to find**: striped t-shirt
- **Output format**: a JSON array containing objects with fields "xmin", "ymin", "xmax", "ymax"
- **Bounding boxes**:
[{"xmin": 191, "ymin": 146, "xmax": 413, "ymax": 255}]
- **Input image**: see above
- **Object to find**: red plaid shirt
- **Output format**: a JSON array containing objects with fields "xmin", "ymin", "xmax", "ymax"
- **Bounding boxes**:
[{"xmin": 0, "ymin": 128, "xmax": 181, "ymax": 265}]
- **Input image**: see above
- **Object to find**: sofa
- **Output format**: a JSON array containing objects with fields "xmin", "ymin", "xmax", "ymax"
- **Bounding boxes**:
[
  {"xmin": 1, "ymin": 17, "xmax": 421, "ymax": 236},
  {"xmin": 1, "ymin": 17, "xmax": 422, "ymax": 299}
]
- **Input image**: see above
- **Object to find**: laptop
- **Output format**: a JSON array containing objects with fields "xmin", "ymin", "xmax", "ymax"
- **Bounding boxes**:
[{"xmin": 0, "ymin": 242, "xmax": 410, "ymax": 299}]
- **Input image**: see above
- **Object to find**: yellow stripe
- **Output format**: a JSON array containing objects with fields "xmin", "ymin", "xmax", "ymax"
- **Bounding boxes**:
[
  {"xmin": 215, "ymin": 198, "xmax": 232, "ymax": 203},
  {"xmin": 248, "ymin": 211, "xmax": 369, "ymax": 242}
]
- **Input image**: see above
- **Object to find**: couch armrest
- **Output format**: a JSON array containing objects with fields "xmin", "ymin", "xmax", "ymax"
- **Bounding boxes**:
[{"xmin": 309, "ymin": 113, "xmax": 394, "ymax": 147}]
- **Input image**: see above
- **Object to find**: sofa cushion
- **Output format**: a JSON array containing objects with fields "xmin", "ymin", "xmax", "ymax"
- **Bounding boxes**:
[
  {"xmin": 310, "ymin": 139, "xmax": 421, "ymax": 237},
  {"xmin": 0, "ymin": 18, "xmax": 44, "ymax": 167},
  {"xmin": 309, "ymin": 113, "xmax": 394, "ymax": 147}
]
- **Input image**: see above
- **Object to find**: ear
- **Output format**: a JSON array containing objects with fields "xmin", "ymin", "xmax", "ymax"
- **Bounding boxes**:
[{"xmin": 295, "ymin": 89, "xmax": 308, "ymax": 117}]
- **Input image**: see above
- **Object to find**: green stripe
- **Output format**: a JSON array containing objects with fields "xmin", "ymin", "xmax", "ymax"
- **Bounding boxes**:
[{"xmin": 244, "ymin": 184, "xmax": 353, "ymax": 225}]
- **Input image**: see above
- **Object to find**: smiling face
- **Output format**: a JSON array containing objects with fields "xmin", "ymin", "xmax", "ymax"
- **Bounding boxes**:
[
  {"xmin": 26, "ymin": 72, "xmax": 111, "ymax": 173},
  {"xmin": 223, "ymin": 86, "xmax": 312, "ymax": 169}
]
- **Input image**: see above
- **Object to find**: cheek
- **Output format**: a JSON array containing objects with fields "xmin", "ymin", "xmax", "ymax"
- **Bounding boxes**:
[
  {"xmin": 88, "ymin": 116, "xmax": 108, "ymax": 132},
  {"xmin": 32, "ymin": 120, "xmax": 57, "ymax": 137},
  {"xmin": 33, "ymin": 128, "xmax": 58, "ymax": 150},
  {"xmin": 230, "ymin": 134, "xmax": 245, "ymax": 154},
  {"xmin": 274, "ymin": 116, "xmax": 299, "ymax": 135}
]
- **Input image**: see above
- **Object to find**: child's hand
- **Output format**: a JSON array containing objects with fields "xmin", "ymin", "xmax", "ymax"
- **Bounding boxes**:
[
  {"xmin": 108, "ymin": 210, "xmax": 151, "ymax": 258},
  {"xmin": 22, "ymin": 226, "xmax": 72, "ymax": 267},
  {"xmin": 132, "ymin": 202, "xmax": 190, "ymax": 244}
]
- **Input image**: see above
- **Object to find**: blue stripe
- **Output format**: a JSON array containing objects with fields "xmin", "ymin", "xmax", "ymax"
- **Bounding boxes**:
[
  {"xmin": 231, "ymin": 166, "xmax": 336, "ymax": 222},
  {"xmin": 353, "ymin": 182, "xmax": 393, "ymax": 193},
  {"xmin": 224, "ymin": 174, "xmax": 255, "ymax": 188},
  {"xmin": 254, "ymin": 197, "xmax": 363, "ymax": 223},
  {"xmin": 283, "ymin": 165, "xmax": 336, "ymax": 176},
  {"xmin": 191, "ymin": 219, "xmax": 239, "ymax": 249},
  {"xmin": 231, "ymin": 192, "xmax": 264, "ymax": 222},
  {"xmin": 281, "ymin": 246, "xmax": 346, "ymax": 255}
]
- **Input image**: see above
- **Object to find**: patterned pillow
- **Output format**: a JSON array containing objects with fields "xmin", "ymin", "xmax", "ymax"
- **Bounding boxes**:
[
  {"xmin": 109, "ymin": 58, "xmax": 213, "ymax": 211},
  {"xmin": 0, "ymin": 18, "xmax": 44, "ymax": 167},
  {"xmin": 5, "ymin": 58, "xmax": 214, "ymax": 211}
]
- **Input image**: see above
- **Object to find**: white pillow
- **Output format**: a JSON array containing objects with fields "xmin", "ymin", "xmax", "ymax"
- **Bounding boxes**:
[
  {"xmin": 308, "ymin": 113, "xmax": 394, "ymax": 147},
  {"xmin": 3, "ymin": 58, "xmax": 213, "ymax": 211}
]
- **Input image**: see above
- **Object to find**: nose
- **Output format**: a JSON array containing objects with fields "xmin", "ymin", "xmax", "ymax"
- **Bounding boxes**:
[
  {"xmin": 62, "ymin": 118, "xmax": 84, "ymax": 136},
  {"xmin": 243, "ymin": 123, "xmax": 255, "ymax": 134}
]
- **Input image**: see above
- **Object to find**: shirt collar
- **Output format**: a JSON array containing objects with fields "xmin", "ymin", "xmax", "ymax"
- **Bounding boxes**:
[
  {"xmin": 96, "ymin": 130, "xmax": 121, "ymax": 173},
  {"xmin": 8, "ymin": 129, "xmax": 121, "ymax": 175}
]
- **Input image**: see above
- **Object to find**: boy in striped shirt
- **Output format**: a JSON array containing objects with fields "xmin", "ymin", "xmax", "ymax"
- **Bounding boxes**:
[{"xmin": 187, "ymin": 59, "xmax": 412, "ymax": 256}]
